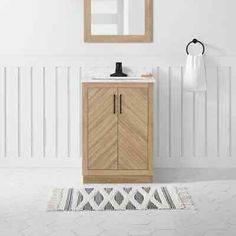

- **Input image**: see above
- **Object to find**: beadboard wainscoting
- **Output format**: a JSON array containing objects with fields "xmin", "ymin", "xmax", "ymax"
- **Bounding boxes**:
[{"xmin": 0, "ymin": 65, "xmax": 235, "ymax": 168}]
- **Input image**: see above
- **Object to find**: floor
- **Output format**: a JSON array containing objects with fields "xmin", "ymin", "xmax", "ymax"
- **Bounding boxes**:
[{"xmin": 0, "ymin": 168, "xmax": 236, "ymax": 236}]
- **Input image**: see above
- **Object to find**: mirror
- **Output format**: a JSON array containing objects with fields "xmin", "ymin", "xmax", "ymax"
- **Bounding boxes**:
[{"xmin": 84, "ymin": 0, "xmax": 153, "ymax": 42}]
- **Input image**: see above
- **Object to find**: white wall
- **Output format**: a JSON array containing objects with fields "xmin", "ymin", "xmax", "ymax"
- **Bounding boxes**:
[
  {"xmin": 0, "ymin": 0, "xmax": 236, "ymax": 168},
  {"xmin": 0, "ymin": 0, "xmax": 236, "ymax": 57}
]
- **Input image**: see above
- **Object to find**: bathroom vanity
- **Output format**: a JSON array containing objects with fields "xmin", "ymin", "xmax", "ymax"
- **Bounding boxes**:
[{"xmin": 82, "ymin": 77, "xmax": 154, "ymax": 183}]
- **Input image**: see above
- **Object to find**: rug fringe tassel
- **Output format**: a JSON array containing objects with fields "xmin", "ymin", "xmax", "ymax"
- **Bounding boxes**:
[
  {"xmin": 47, "ymin": 188, "xmax": 63, "ymax": 211},
  {"xmin": 176, "ymin": 187, "xmax": 194, "ymax": 209}
]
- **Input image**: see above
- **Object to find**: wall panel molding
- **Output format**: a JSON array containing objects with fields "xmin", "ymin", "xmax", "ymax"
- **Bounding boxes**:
[{"xmin": 0, "ymin": 64, "xmax": 235, "ymax": 168}]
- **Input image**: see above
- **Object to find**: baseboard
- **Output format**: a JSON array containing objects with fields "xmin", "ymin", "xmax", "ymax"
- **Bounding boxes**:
[
  {"xmin": 0, "ymin": 158, "xmax": 82, "ymax": 168},
  {"xmin": 0, "ymin": 157, "xmax": 236, "ymax": 168},
  {"xmin": 155, "ymin": 157, "xmax": 236, "ymax": 168}
]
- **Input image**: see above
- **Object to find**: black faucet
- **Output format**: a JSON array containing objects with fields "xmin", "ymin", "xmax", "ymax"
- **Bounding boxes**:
[{"xmin": 110, "ymin": 62, "xmax": 127, "ymax": 77}]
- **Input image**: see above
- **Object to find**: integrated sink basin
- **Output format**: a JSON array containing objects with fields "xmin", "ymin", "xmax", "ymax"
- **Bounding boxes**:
[{"xmin": 92, "ymin": 77, "xmax": 146, "ymax": 80}]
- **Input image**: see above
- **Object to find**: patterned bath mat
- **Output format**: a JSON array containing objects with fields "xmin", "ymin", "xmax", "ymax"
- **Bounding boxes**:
[{"xmin": 47, "ymin": 185, "xmax": 193, "ymax": 211}]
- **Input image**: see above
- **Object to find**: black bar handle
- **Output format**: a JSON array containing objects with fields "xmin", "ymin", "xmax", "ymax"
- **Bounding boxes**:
[
  {"xmin": 120, "ymin": 94, "xmax": 122, "ymax": 114},
  {"xmin": 113, "ymin": 94, "xmax": 116, "ymax": 114}
]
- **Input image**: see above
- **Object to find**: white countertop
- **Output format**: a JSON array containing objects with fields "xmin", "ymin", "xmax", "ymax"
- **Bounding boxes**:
[{"xmin": 82, "ymin": 77, "xmax": 155, "ymax": 83}]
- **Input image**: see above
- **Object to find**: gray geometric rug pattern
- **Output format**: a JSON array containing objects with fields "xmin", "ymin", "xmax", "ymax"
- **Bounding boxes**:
[{"xmin": 47, "ymin": 185, "xmax": 193, "ymax": 211}]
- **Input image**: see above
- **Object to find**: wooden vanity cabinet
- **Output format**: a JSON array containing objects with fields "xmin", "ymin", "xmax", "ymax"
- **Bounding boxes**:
[{"xmin": 82, "ymin": 83, "xmax": 153, "ymax": 183}]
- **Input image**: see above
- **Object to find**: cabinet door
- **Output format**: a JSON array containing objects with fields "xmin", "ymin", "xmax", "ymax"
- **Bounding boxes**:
[
  {"xmin": 118, "ymin": 87, "xmax": 149, "ymax": 170},
  {"xmin": 87, "ymin": 87, "xmax": 118, "ymax": 170}
]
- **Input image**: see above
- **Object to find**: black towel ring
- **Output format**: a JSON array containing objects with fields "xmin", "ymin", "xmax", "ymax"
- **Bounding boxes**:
[{"xmin": 186, "ymin": 38, "xmax": 205, "ymax": 55}]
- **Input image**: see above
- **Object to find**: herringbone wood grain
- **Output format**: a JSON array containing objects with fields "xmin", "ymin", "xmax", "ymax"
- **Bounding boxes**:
[
  {"xmin": 118, "ymin": 88, "xmax": 148, "ymax": 170},
  {"xmin": 88, "ymin": 87, "xmax": 118, "ymax": 170}
]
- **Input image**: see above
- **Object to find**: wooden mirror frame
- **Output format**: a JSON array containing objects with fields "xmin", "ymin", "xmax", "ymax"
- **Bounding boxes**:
[{"xmin": 84, "ymin": 0, "xmax": 153, "ymax": 43}]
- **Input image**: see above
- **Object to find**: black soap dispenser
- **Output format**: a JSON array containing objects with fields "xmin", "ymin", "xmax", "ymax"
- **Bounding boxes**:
[{"xmin": 110, "ymin": 62, "xmax": 127, "ymax": 77}]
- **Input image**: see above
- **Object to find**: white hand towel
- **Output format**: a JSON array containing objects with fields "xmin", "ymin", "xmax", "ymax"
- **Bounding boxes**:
[{"xmin": 184, "ymin": 54, "xmax": 206, "ymax": 91}]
